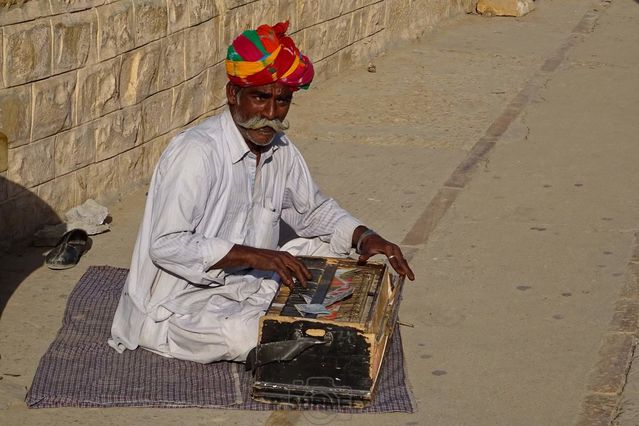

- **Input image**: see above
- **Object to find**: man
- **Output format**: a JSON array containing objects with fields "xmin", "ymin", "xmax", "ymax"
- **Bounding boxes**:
[{"xmin": 109, "ymin": 22, "xmax": 414, "ymax": 364}]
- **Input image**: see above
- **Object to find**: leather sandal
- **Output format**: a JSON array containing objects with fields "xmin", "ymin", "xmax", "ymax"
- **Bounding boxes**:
[{"xmin": 45, "ymin": 229, "xmax": 89, "ymax": 270}]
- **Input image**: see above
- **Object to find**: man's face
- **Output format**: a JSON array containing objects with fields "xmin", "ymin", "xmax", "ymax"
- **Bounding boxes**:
[{"xmin": 227, "ymin": 82, "xmax": 294, "ymax": 147}]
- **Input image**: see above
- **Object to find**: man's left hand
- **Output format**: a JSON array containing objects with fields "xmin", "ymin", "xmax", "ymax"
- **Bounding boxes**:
[{"xmin": 358, "ymin": 232, "xmax": 415, "ymax": 281}]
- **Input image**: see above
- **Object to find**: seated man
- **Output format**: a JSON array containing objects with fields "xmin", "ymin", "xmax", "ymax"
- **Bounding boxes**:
[{"xmin": 109, "ymin": 22, "xmax": 414, "ymax": 364}]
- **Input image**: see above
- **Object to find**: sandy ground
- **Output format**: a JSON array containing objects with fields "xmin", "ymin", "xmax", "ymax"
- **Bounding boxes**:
[{"xmin": 2, "ymin": 0, "xmax": 639, "ymax": 424}]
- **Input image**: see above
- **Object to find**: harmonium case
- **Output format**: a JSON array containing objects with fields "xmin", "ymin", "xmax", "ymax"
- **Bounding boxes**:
[{"xmin": 252, "ymin": 256, "xmax": 405, "ymax": 408}]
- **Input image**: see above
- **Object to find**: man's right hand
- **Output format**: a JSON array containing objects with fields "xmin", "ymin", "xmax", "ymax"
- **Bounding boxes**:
[{"xmin": 211, "ymin": 245, "xmax": 311, "ymax": 288}]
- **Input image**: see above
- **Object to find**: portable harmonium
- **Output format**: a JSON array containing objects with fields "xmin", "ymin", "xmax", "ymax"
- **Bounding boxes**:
[{"xmin": 251, "ymin": 256, "xmax": 404, "ymax": 408}]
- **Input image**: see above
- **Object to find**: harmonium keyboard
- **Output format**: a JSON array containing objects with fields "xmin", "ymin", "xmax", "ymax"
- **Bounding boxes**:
[{"xmin": 251, "ymin": 256, "xmax": 404, "ymax": 408}]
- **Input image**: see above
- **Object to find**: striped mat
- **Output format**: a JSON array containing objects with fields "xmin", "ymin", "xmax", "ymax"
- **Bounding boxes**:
[{"xmin": 26, "ymin": 266, "xmax": 415, "ymax": 412}]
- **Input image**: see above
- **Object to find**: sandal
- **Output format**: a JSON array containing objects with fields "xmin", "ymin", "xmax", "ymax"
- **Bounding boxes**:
[{"xmin": 45, "ymin": 229, "xmax": 89, "ymax": 270}]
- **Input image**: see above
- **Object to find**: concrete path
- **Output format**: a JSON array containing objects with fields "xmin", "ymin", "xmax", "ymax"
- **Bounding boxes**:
[{"xmin": 2, "ymin": 0, "xmax": 639, "ymax": 424}]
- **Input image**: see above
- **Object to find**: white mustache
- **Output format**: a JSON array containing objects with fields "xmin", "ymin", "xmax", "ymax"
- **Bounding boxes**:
[{"xmin": 235, "ymin": 116, "xmax": 290, "ymax": 133}]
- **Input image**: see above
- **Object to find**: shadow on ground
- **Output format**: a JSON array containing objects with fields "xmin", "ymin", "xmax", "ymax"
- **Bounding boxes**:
[{"xmin": 0, "ymin": 177, "xmax": 62, "ymax": 317}]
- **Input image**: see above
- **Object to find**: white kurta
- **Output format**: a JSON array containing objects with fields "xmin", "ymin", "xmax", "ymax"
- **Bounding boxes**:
[{"xmin": 109, "ymin": 109, "xmax": 363, "ymax": 363}]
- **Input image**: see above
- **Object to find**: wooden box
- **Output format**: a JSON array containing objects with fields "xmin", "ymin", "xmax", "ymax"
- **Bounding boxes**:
[{"xmin": 252, "ymin": 256, "xmax": 404, "ymax": 407}]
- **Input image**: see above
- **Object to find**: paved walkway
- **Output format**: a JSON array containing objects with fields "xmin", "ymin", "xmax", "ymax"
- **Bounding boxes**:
[{"xmin": 2, "ymin": 0, "xmax": 639, "ymax": 424}]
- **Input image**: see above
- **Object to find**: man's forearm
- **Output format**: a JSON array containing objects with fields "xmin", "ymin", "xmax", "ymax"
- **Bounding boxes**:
[
  {"xmin": 211, "ymin": 244, "xmax": 258, "ymax": 270},
  {"xmin": 149, "ymin": 231, "xmax": 234, "ymax": 285}
]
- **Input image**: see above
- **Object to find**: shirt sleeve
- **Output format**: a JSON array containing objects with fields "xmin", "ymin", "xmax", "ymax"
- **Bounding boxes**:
[
  {"xmin": 147, "ymin": 136, "xmax": 234, "ymax": 286},
  {"xmin": 280, "ymin": 145, "xmax": 365, "ymax": 255}
]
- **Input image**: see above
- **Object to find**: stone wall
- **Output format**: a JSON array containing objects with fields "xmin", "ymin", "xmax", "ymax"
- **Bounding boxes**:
[{"xmin": 0, "ymin": 0, "xmax": 471, "ymax": 248}]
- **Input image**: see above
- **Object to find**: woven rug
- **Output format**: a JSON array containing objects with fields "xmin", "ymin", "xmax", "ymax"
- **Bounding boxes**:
[{"xmin": 26, "ymin": 266, "xmax": 415, "ymax": 412}]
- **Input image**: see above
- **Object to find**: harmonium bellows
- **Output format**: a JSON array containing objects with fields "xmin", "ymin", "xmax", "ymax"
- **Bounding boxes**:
[{"xmin": 252, "ymin": 256, "xmax": 404, "ymax": 408}]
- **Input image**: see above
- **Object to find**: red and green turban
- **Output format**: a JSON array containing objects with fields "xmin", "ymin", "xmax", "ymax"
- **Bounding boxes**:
[{"xmin": 225, "ymin": 22, "xmax": 314, "ymax": 90}]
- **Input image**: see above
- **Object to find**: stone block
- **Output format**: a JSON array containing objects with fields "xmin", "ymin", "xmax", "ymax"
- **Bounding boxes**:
[
  {"xmin": 221, "ymin": 0, "xmax": 252, "ymax": 10},
  {"xmin": 206, "ymin": 63, "xmax": 227, "ymax": 111},
  {"xmin": 185, "ymin": 19, "xmax": 218, "ymax": 79},
  {"xmin": 346, "ymin": 37, "xmax": 372, "ymax": 69},
  {"xmin": 119, "ymin": 43, "xmax": 161, "ymax": 107},
  {"xmin": 0, "ymin": 30, "xmax": 3, "ymax": 89},
  {"xmin": 74, "ymin": 167, "xmax": 89, "ymax": 206},
  {"xmin": 320, "ymin": 54, "xmax": 340, "ymax": 81},
  {"xmin": 297, "ymin": 0, "xmax": 319, "ymax": 29},
  {"xmin": 33, "ymin": 187, "xmax": 61, "ymax": 232},
  {"xmin": 251, "ymin": 0, "xmax": 277, "ymax": 27},
  {"xmin": 325, "ymin": 14, "xmax": 349, "ymax": 54},
  {"xmin": 317, "ymin": 0, "xmax": 344, "ymax": 22},
  {"xmin": 159, "ymin": 32, "xmax": 186, "ymax": 91},
  {"xmin": 310, "ymin": 56, "xmax": 327, "ymax": 83},
  {"xmin": 0, "ymin": 172, "xmax": 8, "ymax": 205},
  {"xmin": 0, "ymin": 134, "xmax": 7, "ymax": 173},
  {"xmin": 7, "ymin": 137, "xmax": 55, "ymax": 190},
  {"xmin": 412, "ymin": 0, "xmax": 451, "ymax": 33},
  {"xmin": 220, "ymin": 6, "xmax": 254, "ymax": 49},
  {"xmin": 50, "ymin": 0, "xmax": 107, "ymax": 15},
  {"xmin": 0, "ymin": 85, "xmax": 31, "ymax": 147},
  {"xmin": 87, "ymin": 144, "xmax": 145, "ymax": 203},
  {"xmin": 77, "ymin": 57, "xmax": 121, "ymax": 123},
  {"xmin": 95, "ymin": 106, "xmax": 142, "ymax": 161},
  {"xmin": 403, "ymin": 0, "xmax": 460, "ymax": 39},
  {"xmin": 0, "ymin": 201, "xmax": 9, "ymax": 247},
  {"xmin": 338, "ymin": 48, "xmax": 354, "ymax": 73},
  {"xmin": 54, "ymin": 122, "xmax": 98, "ymax": 176},
  {"xmin": 189, "ymin": 0, "xmax": 219, "ymax": 26},
  {"xmin": 348, "ymin": 8, "xmax": 366, "ymax": 44},
  {"xmin": 36, "ymin": 173, "xmax": 78, "ymax": 216},
  {"xmin": 364, "ymin": 2, "xmax": 385, "ymax": 37},
  {"xmin": 3, "ymin": 19, "xmax": 52, "ymax": 86},
  {"xmin": 476, "ymin": 0, "xmax": 535, "ymax": 17},
  {"xmin": 134, "ymin": 0, "xmax": 168, "ymax": 46},
  {"xmin": 118, "ymin": 144, "xmax": 146, "ymax": 186},
  {"xmin": 340, "ymin": 0, "xmax": 360, "ymax": 14},
  {"xmin": 0, "ymin": 0, "xmax": 50, "ymax": 27},
  {"xmin": 32, "ymin": 72, "xmax": 77, "ymax": 141},
  {"xmin": 172, "ymin": 72, "xmax": 207, "ymax": 128},
  {"xmin": 364, "ymin": 25, "xmax": 384, "ymax": 59},
  {"xmin": 97, "ymin": 1, "xmax": 135, "ymax": 61},
  {"xmin": 277, "ymin": 0, "xmax": 298, "ymax": 30},
  {"xmin": 0, "ymin": 189, "xmax": 53, "ymax": 244},
  {"xmin": 167, "ymin": 0, "xmax": 189, "ymax": 33},
  {"xmin": 86, "ymin": 156, "xmax": 119, "ymax": 204},
  {"xmin": 142, "ymin": 90, "xmax": 173, "ymax": 142},
  {"xmin": 304, "ymin": 22, "xmax": 328, "ymax": 61},
  {"xmin": 52, "ymin": 11, "xmax": 98, "ymax": 74},
  {"xmin": 385, "ymin": 0, "xmax": 411, "ymax": 41}
]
